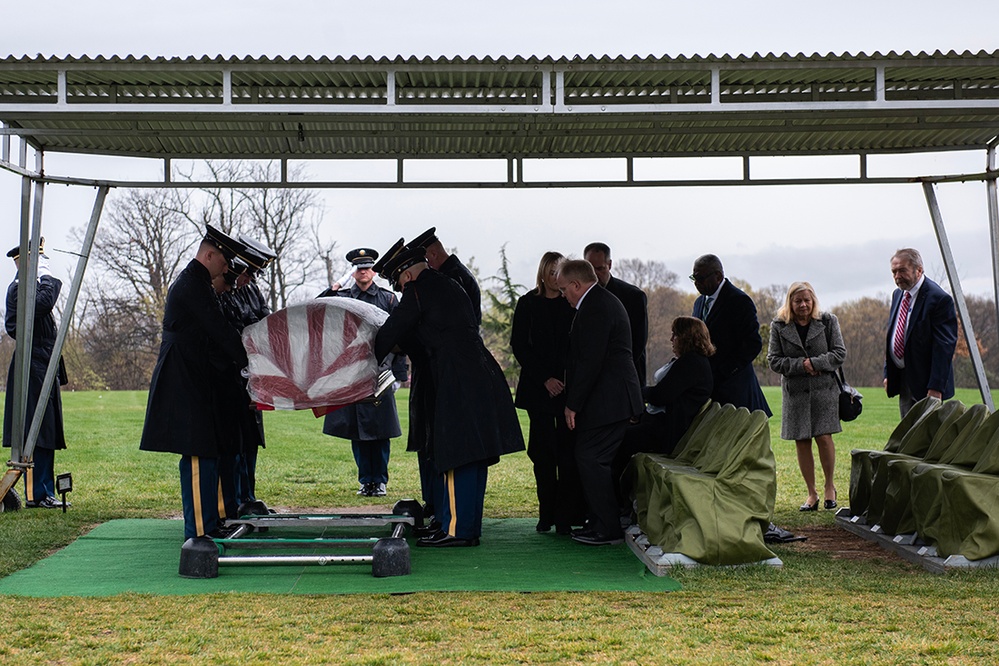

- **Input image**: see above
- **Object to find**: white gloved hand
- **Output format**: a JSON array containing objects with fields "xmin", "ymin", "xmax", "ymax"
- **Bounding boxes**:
[{"xmin": 37, "ymin": 254, "xmax": 52, "ymax": 279}]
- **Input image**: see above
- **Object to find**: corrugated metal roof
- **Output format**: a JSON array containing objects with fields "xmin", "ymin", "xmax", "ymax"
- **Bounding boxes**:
[{"xmin": 1, "ymin": 51, "xmax": 998, "ymax": 163}]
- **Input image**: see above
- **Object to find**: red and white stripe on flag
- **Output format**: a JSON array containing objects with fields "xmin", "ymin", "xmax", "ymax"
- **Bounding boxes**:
[{"xmin": 242, "ymin": 298, "xmax": 388, "ymax": 411}]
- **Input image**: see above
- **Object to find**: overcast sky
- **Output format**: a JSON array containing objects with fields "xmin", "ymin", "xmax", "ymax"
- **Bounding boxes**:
[{"xmin": 2, "ymin": 0, "xmax": 999, "ymax": 308}]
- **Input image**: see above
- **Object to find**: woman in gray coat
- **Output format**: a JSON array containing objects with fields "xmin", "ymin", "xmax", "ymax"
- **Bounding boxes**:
[{"xmin": 767, "ymin": 282, "xmax": 846, "ymax": 512}]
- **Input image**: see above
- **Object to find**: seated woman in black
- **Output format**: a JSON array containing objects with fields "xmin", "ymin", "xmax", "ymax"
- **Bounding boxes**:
[{"xmin": 620, "ymin": 316, "xmax": 715, "ymax": 460}]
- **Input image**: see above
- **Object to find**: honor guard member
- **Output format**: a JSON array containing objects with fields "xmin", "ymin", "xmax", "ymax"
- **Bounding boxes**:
[
  {"xmin": 408, "ymin": 227, "xmax": 482, "ymax": 325},
  {"xmin": 3, "ymin": 239, "xmax": 69, "ymax": 508},
  {"xmin": 140, "ymin": 225, "xmax": 248, "ymax": 542},
  {"xmin": 374, "ymin": 245, "xmax": 524, "ymax": 547},
  {"xmin": 233, "ymin": 236, "xmax": 277, "ymax": 507},
  {"xmin": 211, "ymin": 259, "xmax": 249, "ymax": 521},
  {"xmin": 374, "ymin": 239, "xmax": 437, "ymax": 521},
  {"xmin": 321, "ymin": 248, "xmax": 408, "ymax": 497}
]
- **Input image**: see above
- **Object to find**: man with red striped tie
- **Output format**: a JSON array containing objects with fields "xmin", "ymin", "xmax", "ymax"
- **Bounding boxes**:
[{"xmin": 883, "ymin": 248, "xmax": 958, "ymax": 418}]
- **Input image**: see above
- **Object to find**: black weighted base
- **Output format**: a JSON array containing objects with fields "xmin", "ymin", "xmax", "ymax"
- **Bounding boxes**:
[
  {"xmin": 392, "ymin": 498, "xmax": 424, "ymax": 529},
  {"xmin": 179, "ymin": 536, "xmax": 220, "ymax": 578},
  {"xmin": 372, "ymin": 537, "xmax": 411, "ymax": 577},
  {"xmin": 238, "ymin": 500, "xmax": 270, "ymax": 517}
]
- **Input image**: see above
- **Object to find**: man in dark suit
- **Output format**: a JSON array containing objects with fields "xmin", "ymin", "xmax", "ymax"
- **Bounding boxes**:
[
  {"xmin": 558, "ymin": 260, "xmax": 644, "ymax": 545},
  {"xmin": 584, "ymin": 242, "xmax": 649, "ymax": 386},
  {"xmin": 690, "ymin": 254, "xmax": 771, "ymax": 416},
  {"xmin": 883, "ymin": 248, "xmax": 958, "ymax": 417}
]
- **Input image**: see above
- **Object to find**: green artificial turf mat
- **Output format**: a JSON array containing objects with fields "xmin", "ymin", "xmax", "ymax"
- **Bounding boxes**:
[{"xmin": 0, "ymin": 518, "xmax": 679, "ymax": 596}]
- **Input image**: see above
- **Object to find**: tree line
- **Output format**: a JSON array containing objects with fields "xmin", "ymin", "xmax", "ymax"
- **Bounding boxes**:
[{"xmin": 0, "ymin": 166, "xmax": 996, "ymax": 393}]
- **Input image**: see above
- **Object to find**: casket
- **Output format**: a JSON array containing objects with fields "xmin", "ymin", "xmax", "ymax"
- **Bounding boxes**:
[{"xmin": 242, "ymin": 298, "xmax": 388, "ymax": 413}]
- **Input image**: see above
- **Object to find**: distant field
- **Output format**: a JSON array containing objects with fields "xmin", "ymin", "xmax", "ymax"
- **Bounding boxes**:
[{"xmin": 1, "ymin": 387, "xmax": 998, "ymax": 664}]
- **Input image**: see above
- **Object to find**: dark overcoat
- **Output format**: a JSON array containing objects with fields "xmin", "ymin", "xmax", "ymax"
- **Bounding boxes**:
[
  {"xmin": 883, "ymin": 277, "xmax": 957, "ymax": 401},
  {"xmin": 767, "ymin": 313, "xmax": 846, "ymax": 440},
  {"xmin": 693, "ymin": 279, "xmax": 772, "ymax": 416},
  {"xmin": 374, "ymin": 268, "xmax": 524, "ymax": 472},
  {"xmin": 140, "ymin": 259, "xmax": 249, "ymax": 457},
  {"xmin": 511, "ymin": 289, "xmax": 575, "ymax": 416},
  {"xmin": 323, "ymin": 283, "xmax": 406, "ymax": 441},
  {"xmin": 565, "ymin": 284, "xmax": 644, "ymax": 430},
  {"xmin": 438, "ymin": 254, "xmax": 482, "ymax": 325},
  {"xmin": 604, "ymin": 276, "xmax": 649, "ymax": 387},
  {"xmin": 3, "ymin": 275, "xmax": 66, "ymax": 452}
]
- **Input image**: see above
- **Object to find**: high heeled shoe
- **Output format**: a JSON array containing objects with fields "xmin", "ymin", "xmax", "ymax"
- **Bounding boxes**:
[
  {"xmin": 799, "ymin": 499, "xmax": 819, "ymax": 512},
  {"xmin": 824, "ymin": 490, "xmax": 838, "ymax": 510}
]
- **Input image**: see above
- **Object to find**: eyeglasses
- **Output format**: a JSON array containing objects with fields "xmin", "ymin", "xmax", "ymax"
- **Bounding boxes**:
[{"xmin": 688, "ymin": 271, "xmax": 716, "ymax": 283}]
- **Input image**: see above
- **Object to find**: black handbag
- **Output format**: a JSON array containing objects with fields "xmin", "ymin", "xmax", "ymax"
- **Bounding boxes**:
[
  {"xmin": 835, "ymin": 367, "xmax": 863, "ymax": 422},
  {"xmin": 821, "ymin": 316, "xmax": 862, "ymax": 422}
]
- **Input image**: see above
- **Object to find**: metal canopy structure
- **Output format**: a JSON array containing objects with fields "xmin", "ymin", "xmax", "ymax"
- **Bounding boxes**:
[
  {"xmin": 1, "ymin": 51, "xmax": 998, "ymax": 499},
  {"xmin": 2, "ymin": 50, "xmax": 999, "ymax": 187}
]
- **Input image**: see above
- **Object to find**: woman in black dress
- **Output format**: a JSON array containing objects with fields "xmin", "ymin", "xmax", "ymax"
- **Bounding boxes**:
[{"xmin": 511, "ymin": 251, "xmax": 583, "ymax": 533}]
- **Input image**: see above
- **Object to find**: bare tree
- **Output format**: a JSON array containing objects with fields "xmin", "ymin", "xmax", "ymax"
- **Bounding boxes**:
[
  {"xmin": 75, "ymin": 187, "xmax": 199, "ymax": 322},
  {"xmin": 613, "ymin": 258, "xmax": 679, "ymax": 292},
  {"xmin": 645, "ymin": 285, "xmax": 697, "ymax": 374},
  {"xmin": 831, "ymin": 296, "xmax": 892, "ymax": 388},
  {"xmin": 177, "ymin": 160, "xmax": 332, "ymax": 310}
]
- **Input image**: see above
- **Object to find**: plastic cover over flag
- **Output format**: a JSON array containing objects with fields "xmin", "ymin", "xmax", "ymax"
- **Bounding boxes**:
[{"xmin": 242, "ymin": 298, "xmax": 388, "ymax": 412}]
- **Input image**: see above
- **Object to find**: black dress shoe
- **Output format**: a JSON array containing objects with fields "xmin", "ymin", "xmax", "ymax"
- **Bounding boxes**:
[
  {"xmin": 416, "ymin": 530, "xmax": 480, "ymax": 547},
  {"xmin": 413, "ymin": 521, "xmax": 442, "ymax": 538},
  {"xmin": 555, "ymin": 524, "xmax": 573, "ymax": 536},
  {"xmin": 536, "ymin": 520, "xmax": 553, "ymax": 533},
  {"xmin": 799, "ymin": 499, "xmax": 819, "ymax": 512},
  {"xmin": 571, "ymin": 530, "xmax": 624, "ymax": 546}
]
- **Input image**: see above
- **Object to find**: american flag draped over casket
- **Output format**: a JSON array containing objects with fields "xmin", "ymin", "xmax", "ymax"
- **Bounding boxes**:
[{"xmin": 242, "ymin": 298, "xmax": 388, "ymax": 412}]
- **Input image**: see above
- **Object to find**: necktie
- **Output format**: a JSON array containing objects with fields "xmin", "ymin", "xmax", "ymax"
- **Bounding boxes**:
[
  {"xmin": 892, "ymin": 291, "xmax": 911, "ymax": 359},
  {"xmin": 701, "ymin": 296, "xmax": 712, "ymax": 320}
]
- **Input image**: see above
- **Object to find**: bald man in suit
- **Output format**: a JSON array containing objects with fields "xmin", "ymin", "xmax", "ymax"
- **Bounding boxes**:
[{"xmin": 558, "ymin": 260, "xmax": 643, "ymax": 546}]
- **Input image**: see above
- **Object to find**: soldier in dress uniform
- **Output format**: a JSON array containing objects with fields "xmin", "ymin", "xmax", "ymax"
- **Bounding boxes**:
[
  {"xmin": 140, "ymin": 225, "xmax": 248, "ymax": 542},
  {"xmin": 408, "ymin": 227, "xmax": 481, "ymax": 325},
  {"xmin": 3, "ymin": 239, "xmax": 69, "ymax": 508},
  {"xmin": 320, "ymin": 248, "xmax": 408, "ymax": 497},
  {"xmin": 374, "ymin": 245, "xmax": 524, "ymax": 547},
  {"xmin": 211, "ymin": 259, "xmax": 249, "ymax": 521},
  {"xmin": 232, "ymin": 236, "xmax": 277, "ymax": 507}
]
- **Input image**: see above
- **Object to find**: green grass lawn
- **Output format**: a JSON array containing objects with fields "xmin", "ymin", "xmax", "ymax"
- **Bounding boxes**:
[{"xmin": 2, "ymin": 387, "xmax": 999, "ymax": 664}]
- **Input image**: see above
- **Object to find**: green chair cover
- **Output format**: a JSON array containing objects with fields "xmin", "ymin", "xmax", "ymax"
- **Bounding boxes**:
[
  {"xmin": 878, "ymin": 404, "xmax": 988, "ymax": 535},
  {"xmin": 669, "ymin": 399, "xmax": 714, "ymax": 461},
  {"xmin": 908, "ymin": 410, "xmax": 999, "ymax": 559},
  {"xmin": 630, "ymin": 407, "xmax": 776, "ymax": 565},
  {"xmin": 866, "ymin": 400, "xmax": 967, "ymax": 526},
  {"xmin": 848, "ymin": 397, "xmax": 941, "ymax": 518}
]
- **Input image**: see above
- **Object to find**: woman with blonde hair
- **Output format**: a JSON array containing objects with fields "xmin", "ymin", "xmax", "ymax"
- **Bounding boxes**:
[
  {"xmin": 511, "ymin": 251, "xmax": 583, "ymax": 533},
  {"xmin": 767, "ymin": 282, "xmax": 847, "ymax": 511}
]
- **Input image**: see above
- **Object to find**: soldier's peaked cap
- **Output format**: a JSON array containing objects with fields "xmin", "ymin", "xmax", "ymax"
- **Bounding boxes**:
[
  {"xmin": 7, "ymin": 237, "xmax": 44, "ymax": 260},
  {"xmin": 346, "ymin": 248, "xmax": 378, "ymax": 268},
  {"xmin": 407, "ymin": 227, "xmax": 438, "ymax": 251},
  {"xmin": 237, "ymin": 234, "xmax": 277, "ymax": 259},
  {"xmin": 238, "ymin": 245, "xmax": 271, "ymax": 271},
  {"xmin": 372, "ymin": 238, "xmax": 405, "ymax": 278},
  {"xmin": 381, "ymin": 246, "xmax": 427, "ymax": 285},
  {"xmin": 204, "ymin": 225, "xmax": 245, "ymax": 263}
]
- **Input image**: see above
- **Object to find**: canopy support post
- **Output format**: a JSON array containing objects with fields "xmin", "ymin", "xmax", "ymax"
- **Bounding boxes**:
[
  {"xmin": 23, "ymin": 186, "xmax": 109, "ymax": 460},
  {"xmin": 10, "ymin": 145, "xmax": 45, "ymax": 469},
  {"xmin": 922, "ymin": 181, "xmax": 994, "ymax": 411},
  {"xmin": 986, "ymin": 141, "xmax": 999, "ymax": 400}
]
